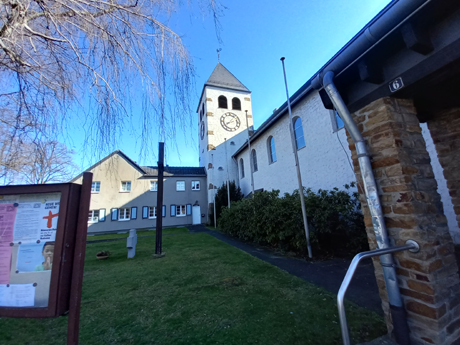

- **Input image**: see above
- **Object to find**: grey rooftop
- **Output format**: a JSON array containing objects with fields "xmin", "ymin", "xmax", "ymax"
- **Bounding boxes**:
[
  {"xmin": 205, "ymin": 62, "xmax": 250, "ymax": 92},
  {"xmin": 142, "ymin": 166, "xmax": 206, "ymax": 177}
]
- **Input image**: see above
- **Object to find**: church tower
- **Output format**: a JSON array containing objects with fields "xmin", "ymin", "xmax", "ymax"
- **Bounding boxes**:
[{"xmin": 197, "ymin": 63, "xmax": 253, "ymax": 213}]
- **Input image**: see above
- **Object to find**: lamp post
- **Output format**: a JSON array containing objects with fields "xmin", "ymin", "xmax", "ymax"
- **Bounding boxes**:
[
  {"xmin": 245, "ymin": 110, "xmax": 255, "ymax": 196},
  {"xmin": 224, "ymin": 138, "xmax": 231, "ymax": 208}
]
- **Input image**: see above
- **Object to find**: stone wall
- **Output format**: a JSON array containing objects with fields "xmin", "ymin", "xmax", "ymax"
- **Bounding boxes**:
[{"xmin": 348, "ymin": 97, "xmax": 460, "ymax": 345}]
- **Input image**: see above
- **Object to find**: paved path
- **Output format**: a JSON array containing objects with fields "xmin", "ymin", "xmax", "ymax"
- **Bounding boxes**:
[{"xmin": 188, "ymin": 224, "xmax": 383, "ymax": 314}]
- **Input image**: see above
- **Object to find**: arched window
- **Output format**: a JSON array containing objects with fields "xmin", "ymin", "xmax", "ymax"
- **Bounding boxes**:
[
  {"xmin": 252, "ymin": 149, "xmax": 258, "ymax": 172},
  {"xmin": 239, "ymin": 158, "xmax": 245, "ymax": 178},
  {"xmin": 218, "ymin": 95, "xmax": 228, "ymax": 109},
  {"xmin": 232, "ymin": 97, "xmax": 241, "ymax": 110},
  {"xmin": 268, "ymin": 136, "xmax": 277, "ymax": 163},
  {"xmin": 293, "ymin": 117, "xmax": 306, "ymax": 149}
]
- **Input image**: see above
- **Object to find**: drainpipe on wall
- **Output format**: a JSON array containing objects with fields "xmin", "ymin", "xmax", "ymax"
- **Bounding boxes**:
[{"xmin": 322, "ymin": 71, "xmax": 410, "ymax": 345}]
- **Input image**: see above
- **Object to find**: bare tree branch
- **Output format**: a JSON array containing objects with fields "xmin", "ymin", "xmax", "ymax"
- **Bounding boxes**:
[
  {"xmin": 18, "ymin": 139, "xmax": 78, "ymax": 184},
  {"xmin": 0, "ymin": 0, "xmax": 222, "ymax": 182}
]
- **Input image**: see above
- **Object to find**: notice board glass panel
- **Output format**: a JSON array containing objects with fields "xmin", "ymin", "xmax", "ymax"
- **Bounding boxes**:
[{"xmin": 0, "ymin": 192, "xmax": 61, "ymax": 308}]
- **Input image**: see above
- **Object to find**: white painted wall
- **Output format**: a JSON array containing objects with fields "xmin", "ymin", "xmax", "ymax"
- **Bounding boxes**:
[
  {"xmin": 421, "ymin": 123, "xmax": 460, "ymax": 244},
  {"xmin": 236, "ymin": 91, "xmax": 356, "ymax": 196}
]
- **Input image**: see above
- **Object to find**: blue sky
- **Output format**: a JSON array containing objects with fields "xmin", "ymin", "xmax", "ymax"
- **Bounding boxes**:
[{"xmin": 72, "ymin": 0, "xmax": 391, "ymax": 170}]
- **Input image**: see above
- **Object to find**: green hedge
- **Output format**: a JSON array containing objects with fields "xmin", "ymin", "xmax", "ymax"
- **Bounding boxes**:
[{"xmin": 218, "ymin": 184, "xmax": 368, "ymax": 257}]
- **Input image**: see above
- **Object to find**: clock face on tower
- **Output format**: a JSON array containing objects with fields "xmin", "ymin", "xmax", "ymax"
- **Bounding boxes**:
[
  {"xmin": 220, "ymin": 112, "xmax": 241, "ymax": 132},
  {"xmin": 200, "ymin": 121, "xmax": 205, "ymax": 140}
]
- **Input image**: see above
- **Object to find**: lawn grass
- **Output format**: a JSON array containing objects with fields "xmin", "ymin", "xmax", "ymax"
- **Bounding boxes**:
[
  {"xmin": 0, "ymin": 232, "xmax": 386, "ymax": 344},
  {"xmin": 87, "ymin": 226, "xmax": 189, "ymax": 241}
]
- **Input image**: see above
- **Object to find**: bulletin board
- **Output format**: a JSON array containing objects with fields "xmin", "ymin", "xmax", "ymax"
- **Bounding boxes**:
[{"xmin": 0, "ymin": 181, "xmax": 89, "ymax": 319}]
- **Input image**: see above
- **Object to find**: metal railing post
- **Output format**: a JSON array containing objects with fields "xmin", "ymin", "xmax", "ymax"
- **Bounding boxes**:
[{"xmin": 338, "ymin": 240, "xmax": 419, "ymax": 345}]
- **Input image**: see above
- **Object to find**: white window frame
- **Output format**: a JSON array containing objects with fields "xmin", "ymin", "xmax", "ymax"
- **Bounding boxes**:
[
  {"xmin": 331, "ymin": 110, "xmax": 345, "ymax": 132},
  {"xmin": 88, "ymin": 210, "xmax": 99, "ymax": 223},
  {"xmin": 149, "ymin": 206, "xmax": 157, "ymax": 219},
  {"xmin": 240, "ymin": 158, "xmax": 245, "ymax": 178},
  {"xmin": 176, "ymin": 205, "xmax": 186, "ymax": 217},
  {"xmin": 150, "ymin": 181, "xmax": 158, "ymax": 192},
  {"xmin": 121, "ymin": 181, "xmax": 131, "ymax": 192},
  {"xmin": 176, "ymin": 180, "xmax": 185, "ymax": 191},
  {"xmin": 191, "ymin": 181, "xmax": 200, "ymax": 190},
  {"xmin": 118, "ymin": 208, "xmax": 131, "ymax": 221},
  {"xmin": 91, "ymin": 181, "xmax": 101, "ymax": 193},
  {"xmin": 268, "ymin": 136, "xmax": 277, "ymax": 164},
  {"xmin": 293, "ymin": 117, "xmax": 306, "ymax": 150},
  {"xmin": 252, "ymin": 149, "xmax": 258, "ymax": 172}
]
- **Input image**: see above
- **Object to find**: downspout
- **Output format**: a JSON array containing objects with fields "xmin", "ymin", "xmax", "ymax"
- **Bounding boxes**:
[{"xmin": 322, "ymin": 71, "xmax": 410, "ymax": 345}]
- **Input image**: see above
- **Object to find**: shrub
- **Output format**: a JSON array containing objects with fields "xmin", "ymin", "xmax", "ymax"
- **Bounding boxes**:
[
  {"xmin": 218, "ymin": 183, "xmax": 368, "ymax": 257},
  {"xmin": 209, "ymin": 181, "xmax": 243, "ymax": 226}
]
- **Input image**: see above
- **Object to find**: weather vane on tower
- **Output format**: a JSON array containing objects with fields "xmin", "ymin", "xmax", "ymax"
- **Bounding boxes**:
[{"xmin": 217, "ymin": 48, "xmax": 222, "ymax": 62}]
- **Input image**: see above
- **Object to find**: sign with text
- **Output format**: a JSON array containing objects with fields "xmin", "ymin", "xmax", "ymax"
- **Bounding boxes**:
[
  {"xmin": 0, "ymin": 193, "xmax": 60, "ymax": 309},
  {"xmin": 0, "ymin": 181, "xmax": 90, "ymax": 319}
]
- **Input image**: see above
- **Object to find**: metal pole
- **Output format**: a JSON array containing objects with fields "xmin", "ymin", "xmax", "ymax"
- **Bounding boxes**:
[
  {"xmin": 224, "ymin": 137, "xmax": 231, "ymax": 208},
  {"xmin": 338, "ymin": 240, "xmax": 419, "ymax": 345},
  {"xmin": 245, "ymin": 110, "xmax": 255, "ymax": 196},
  {"xmin": 323, "ymin": 71, "xmax": 410, "ymax": 345},
  {"xmin": 155, "ymin": 142, "xmax": 165, "ymax": 256},
  {"xmin": 280, "ymin": 57, "xmax": 312, "ymax": 258},
  {"xmin": 212, "ymin": 154, "xmax": 217, "ymax": 228}
]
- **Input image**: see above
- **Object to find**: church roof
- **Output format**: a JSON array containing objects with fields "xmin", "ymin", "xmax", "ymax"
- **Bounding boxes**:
[
  {"xmin": 197, "ymin": 63, "xmax": 250, "ymax": 112},
  {"xmin": 205, "ymin": 63, "xmax": 250, "ymax": 92}
]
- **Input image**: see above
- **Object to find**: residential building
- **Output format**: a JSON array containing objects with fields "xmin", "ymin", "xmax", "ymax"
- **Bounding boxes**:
[{"xmin": 72, "ymin": 151, "xmax": 207, "ymax": 234}]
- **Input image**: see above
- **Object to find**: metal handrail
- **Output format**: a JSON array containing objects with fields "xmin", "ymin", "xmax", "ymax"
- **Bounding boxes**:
[{"xmin": 338, "ymin": 240, "xmax": 419, "ymax": 345}]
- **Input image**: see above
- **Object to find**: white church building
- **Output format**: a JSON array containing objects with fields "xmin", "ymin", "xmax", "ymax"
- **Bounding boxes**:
[
  {"xmin": 198, "ymin": 63, "xmax": 356, "ymax": 205},
  {"xmin": 197, "ymin": 63, "xmax": 459, "ymax": 244}
]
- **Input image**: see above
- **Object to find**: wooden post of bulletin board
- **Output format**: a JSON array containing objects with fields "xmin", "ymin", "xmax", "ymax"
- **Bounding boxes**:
[{"xmin": 67, "ymin": 172, "xmax": 92, "ymax": 345}]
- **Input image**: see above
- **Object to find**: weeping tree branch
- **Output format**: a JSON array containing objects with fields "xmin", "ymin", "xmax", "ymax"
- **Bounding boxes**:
[{"xmin": 0, "ymin": 0, "xmax": 223, "ymax": 183}]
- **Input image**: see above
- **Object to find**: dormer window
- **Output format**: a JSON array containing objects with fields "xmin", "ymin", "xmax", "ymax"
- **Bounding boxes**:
[
  {"xmin": 232, "ymin": 97, "xmax": 241, "ymax": 110},
  {"xmin": 218, "ymin": 95, "xmax": 228, "ymax": 109}
]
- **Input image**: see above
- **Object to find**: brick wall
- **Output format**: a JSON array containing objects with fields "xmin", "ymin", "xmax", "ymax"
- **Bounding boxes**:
[{"xmin": 348, "ymin": 97, "xmax": 460, "ymax": 345}]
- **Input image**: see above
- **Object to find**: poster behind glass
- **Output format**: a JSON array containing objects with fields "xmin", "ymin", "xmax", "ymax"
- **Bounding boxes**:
[{"xmin": 0, "ymin": 193, "xmax": 61, "ymax": 308}]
